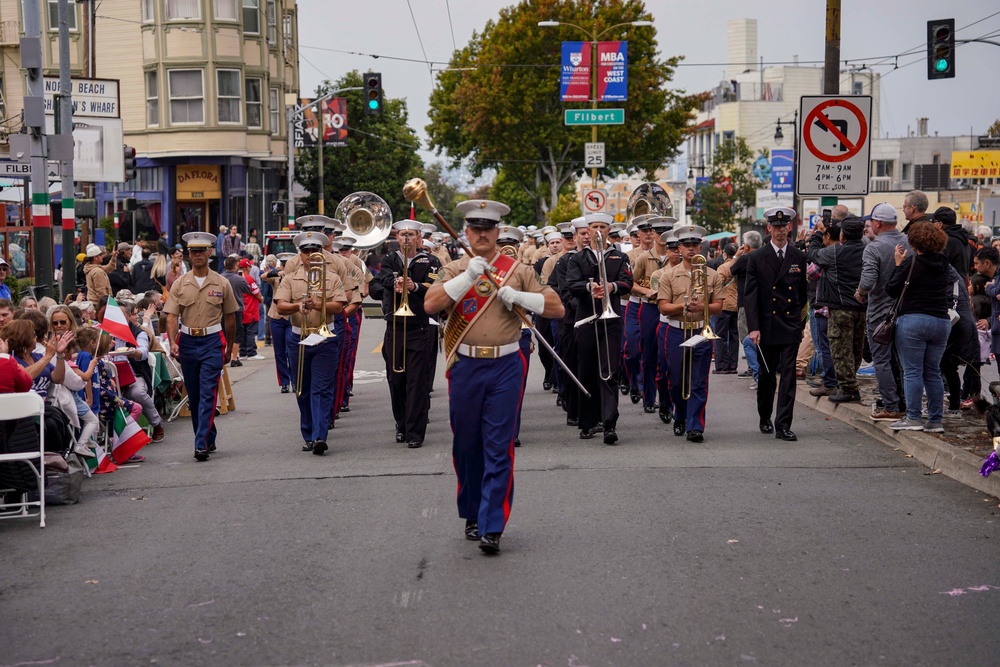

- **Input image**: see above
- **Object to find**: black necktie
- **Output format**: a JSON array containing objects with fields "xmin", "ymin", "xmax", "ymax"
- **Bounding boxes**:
[{"xmin": 777, "ymin": 248, "xmax": 784, "ymax": 262}]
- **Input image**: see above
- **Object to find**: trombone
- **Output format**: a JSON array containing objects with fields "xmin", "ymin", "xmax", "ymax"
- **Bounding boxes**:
[
  {"xmin": 391, "ymin": 235, "xmax": 415, "ymax": 373},
  {"xmin": 680, "ymin": 254, "xmax": 720, "ymax": 400},
  {"xmin": 296, "ymin": 252, "xmax": 336, "ymax": 397},
  {"xmin": 575, "ymin": 230, "xmax": 620, "ymax": 382}
]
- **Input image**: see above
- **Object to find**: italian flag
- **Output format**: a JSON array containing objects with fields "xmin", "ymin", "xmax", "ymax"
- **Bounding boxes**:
[
  {"xmin": 85, "ymin": 444, "xmax": 118, "ymax": 474},
  {"xmin": 111, "ymin": 406, "xmax": 150, "ymax": 464},
  {"xmin": 99, "ymin": 296, "xmax": 137, "ymax": 345}
]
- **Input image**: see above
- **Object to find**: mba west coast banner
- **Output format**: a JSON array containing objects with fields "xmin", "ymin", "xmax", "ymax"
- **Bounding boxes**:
[{"xmin": 560, "ymin": 42, "xmax": 628, "ymax": 102}]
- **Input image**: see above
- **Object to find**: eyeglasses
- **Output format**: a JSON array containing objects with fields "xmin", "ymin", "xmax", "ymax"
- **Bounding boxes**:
[{"xmin": 51, "ymin": 319, "xmax": 70, "ymax": 326}]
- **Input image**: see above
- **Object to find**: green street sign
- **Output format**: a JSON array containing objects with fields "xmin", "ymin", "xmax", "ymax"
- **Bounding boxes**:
[{"xmin": 564, "ymin": 109, "xmax": 625, "ymax": 126}]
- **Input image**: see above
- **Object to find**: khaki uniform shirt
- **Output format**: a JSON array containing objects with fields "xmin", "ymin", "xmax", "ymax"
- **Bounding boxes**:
[
  {"xmin": 162, "ymin": 270, "xmax": 241, "ymax": 328},
  {"xmin": 433, "ymin": 247, "xmax": 451, "ymax": 267},
  {"xmin": 84, "ymin": 262, "xmax": 111, "ymax": 306},
  {"xmin": 284, "ymin": 250, "xmax": 363, "ymax": 306},
  {"xmin": 539, "ymin": 250, "xmax": 564, "ymax": 286},
  {"xmin": 656, "ymin": 262, "xmax": 724, "ymax": 326},
  {"xmin": 632, "ymin": 250, "xmax": 670, "ymax": 302},
  {"xmin": 274, "ymin": 267, "xmax": 347, "ymax": 330},
  {"xmin": 715, "ymin": 258, "xmax": 739, "ymax": 311},
  {"xmin": 437, "ymin": 252, "xmax": 553, "ymax": 346}
]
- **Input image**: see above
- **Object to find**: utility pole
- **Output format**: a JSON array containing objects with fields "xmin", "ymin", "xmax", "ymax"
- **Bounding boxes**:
[
  {"xmin": 57, "ymin": 0, "xmax": 75, "ymax": 299},
  {"xmin": 22, "ymin": 0, "xmax": 53, "ymax": 296},
  {"xmin": 823, "ymin": 0, "xmax": 841, "ymax": 95},
  {"xmin": 286, "ymin": 102, "xmax": 296, "ymax": 228}
]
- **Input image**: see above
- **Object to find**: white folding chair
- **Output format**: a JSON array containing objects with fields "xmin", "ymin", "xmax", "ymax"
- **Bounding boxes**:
[{"xmin": 0, "ymin": 391, "xmax": 47, "ymax": 528}]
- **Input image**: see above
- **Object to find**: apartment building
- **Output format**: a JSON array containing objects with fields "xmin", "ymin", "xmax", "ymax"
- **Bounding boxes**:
[{"xmin": 0, "ymin": 0, "xmax": 299, "ymax": 245}]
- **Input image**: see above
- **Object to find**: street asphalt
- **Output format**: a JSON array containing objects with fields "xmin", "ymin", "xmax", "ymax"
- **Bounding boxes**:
[{"xmin": 2, "ymin": 318, "xmax": 999, "ymax": 667}]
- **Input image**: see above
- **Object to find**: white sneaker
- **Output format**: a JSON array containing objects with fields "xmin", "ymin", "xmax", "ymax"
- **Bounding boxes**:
[
  {"xmin": 249, "ymin": 354, "xmax": 266, "ymax": 360},
  {"xmin": 749, "ymin": 381, "xmax": 758, "ymax": 390}
]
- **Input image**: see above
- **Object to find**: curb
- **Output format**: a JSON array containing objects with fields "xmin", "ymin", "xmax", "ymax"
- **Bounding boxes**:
[{"xmin": 796, "ymin": 391, "xmax": 1000, "ymax": 498}]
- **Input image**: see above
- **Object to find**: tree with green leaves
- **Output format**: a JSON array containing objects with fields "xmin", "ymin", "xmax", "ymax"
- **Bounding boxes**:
[
  {"xmin": 427, "ymin": 0, "xmax": 698, "ymax": 223},
  {"xmin": 690, "ymin": 137, "xmax": 766, "ymax": 234},
  {"xmin": 988, "ymin": 118, "xmax": 1000, "ymax": 137},
  {"xmin": 296, "ymin": 71, "xmax": 424, "ymax": 224},
  {"xmin": 547, "ymin": 191, "xmax": 582, "ymax": 225}
]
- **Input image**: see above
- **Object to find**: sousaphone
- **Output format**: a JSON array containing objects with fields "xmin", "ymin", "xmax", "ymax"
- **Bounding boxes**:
[
  {"xmin": 334, "ymin": 191, "xmax": 393, "ymax": 250},
  {"xmin": 625, "ymin": 182, "xmax": 674, "ymax": 225}
]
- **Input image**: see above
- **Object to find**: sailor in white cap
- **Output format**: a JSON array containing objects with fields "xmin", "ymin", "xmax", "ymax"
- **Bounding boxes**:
[
  {"xmin": 628, "ymin": 216, "xmax": 675, "ymax": 414},
  {"xmin": 656, "ymin": 224, "xmax": 724, "ymax": 442},
  {"xmin": 745, "ymin": 205, "xmax": 808, "ymax": 442},
  {"xmin": 272, "ymin": 231, "xmax": 348, "ymax": 455},
  {"xmin": 372, "ymin": 218, "xmax": 441, "ymax": 448},
  {"xmin": 565, "ymin": 212, "xmax": 633, "ymax": 444},
  {"xmin": 420, "ymin": 223, "xmax": 437, "ymax": 239},
  {"xmin": 424, "ymin": 199, "xmax": 565, "ymax": 554},
  {"xmin": 162, "ymin": 231, "xmax": 241, "ymax": 461}
]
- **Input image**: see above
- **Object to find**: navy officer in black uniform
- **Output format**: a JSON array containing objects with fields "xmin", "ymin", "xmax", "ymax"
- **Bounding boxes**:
[
  {"xmin": 566, "ymin": 212, "xmax": 633, "ymax": 444},
  {"xmin": 745, "ymin": 206, "xmax": 809, "ymax": 441}
]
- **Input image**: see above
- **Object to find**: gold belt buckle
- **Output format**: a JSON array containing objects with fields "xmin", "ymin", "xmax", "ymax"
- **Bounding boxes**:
[
  {"xmin": 190, "ymin": 327, "xmax": 206, "ymax": 336},
  {"xmin": 476, "ymin": 346, "xmax": 495, "ymax": 359}
]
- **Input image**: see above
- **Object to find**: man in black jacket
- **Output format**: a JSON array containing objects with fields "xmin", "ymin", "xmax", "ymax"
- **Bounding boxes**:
[
  {"xmin": 746, "ymin": 207, "xmax": 808, "ymax": 441},
  {"xmin": 549, "ymin": 218, "xmax": 586, "ymax": 427},
  {"xmin": 566, "ymin": 213, "xmax": 633, "ymax": 444},
  {"xmin": 933, "ymin": 206, "xmax": 971, "ymax": 281},
  {"xmin": 808, "ymin": 216, "xmax": 867, "ymax": 402}
]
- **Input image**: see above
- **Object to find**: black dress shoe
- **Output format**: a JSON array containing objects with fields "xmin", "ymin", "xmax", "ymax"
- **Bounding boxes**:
[
  {"xmin": 208, "ymin": 442, "xmax": 217, "ymax": 452},
  {"xmin": 775, "ymin": 429, "xmax": 798, "ymax": 441},
  {"xmin": 312, "ymin": 441, "xmax": 329, "ymax": 455},
  {"xmin": 194, "ymin": 449, "xmax": 210, "ymax": 461},
  {"xmin": 603, "ymin": 428, "xmax": 618, "ymax": 445},
  {"xmin": 465, "ymin": 520, "xmax": 479, "ymax": 541},
  {"xmin": 407, "ymin": 440, "xmax": 422, "ymax": 449},
  {"xmin": 566, "ymin": 417, "xmax": 578, "ymax": 427},
  {"xmin": 395, "ymin": 426, "xmax": 405, "ymax": 443},
  {"xmin": 580, "ymin": 427, "xmax": 598, "ymax": 440},
  {"xmin": 759, "ymin": 420, "xmax": 774, "ymax": 434},
  {"xmin": 513, "ymin": 438, "xmax": 521, "ymax": 448},
  {"xmin": 673, "ymin": 419, "xmax": 686, "ymax": 436},
  {"xmin": 659, "ymin": 410, "xmax": 672, "ymax": 424},
  {"xmin": 280, "ymin": 384, "xmax": 290, "ymax": 394},
  {"xmin": 630, "ymin": 390, "xmax": 641, "ymax": 405},
  {"xmin": 543, "ymin": 381, "xmax": 553, "ymax": 391},
  {"xmin": 620, "ymin": 383, "xmax": 629, "ymax": 395},
  {"xmin": 302, "ymin": 441, "xmax": 314, "ymax": 452},
  {"xmin": 686, "ymin": 430, "xmax": 704, "ymax": 442},
  {"xmin": 643, "ymin": 404, "xmax": 656, "ymax": 414},
  {"xmin": 340, "ymin": 405, "xmax": 350, "ymax": 413},
  {"xmin": 347, "ymin": 390, "xmax": 354, "ymax": 397},
  {"xmin": 556, "ymin": 397, "xmax": 563, "ymax": 407},
  {"xmin": 479, "ymin": 533, "xmax": 501, "ymax": 554}
]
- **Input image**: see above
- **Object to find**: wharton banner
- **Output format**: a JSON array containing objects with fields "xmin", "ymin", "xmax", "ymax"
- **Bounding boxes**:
[
  {"xmin": 560, "ymin": 42, "xmax": 590, "ymax": 102},
  {"xmin": 596, "ymin": 41, "xmax": 628, "ymax": 102}
]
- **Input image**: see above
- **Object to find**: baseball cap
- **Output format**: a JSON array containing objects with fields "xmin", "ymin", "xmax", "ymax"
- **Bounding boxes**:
[
  {"xmin": 238, "ymin": 258, "xmax": 253, "ymax": 268},
  {"xmin": 862, "ymin": 203, "xmax": 897, "ymax": 223}
]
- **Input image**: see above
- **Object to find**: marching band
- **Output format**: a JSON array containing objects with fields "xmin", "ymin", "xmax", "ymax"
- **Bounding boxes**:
[{"xmin": 171, "ymin": 182, "xmax": 806, "ymax": 553}]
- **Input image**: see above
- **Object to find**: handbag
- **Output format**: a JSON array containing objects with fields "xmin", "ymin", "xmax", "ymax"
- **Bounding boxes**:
[
  {"xmin": 947, "ymin": 282, "xmax": 960, "ymax": 326},
  {"xmin": 871, "ymin": 257, "xmax": 915, "ymax": 345},
  {"xmin": 112, "ymin": 360, "xmax": 137, "ymax": 388}
]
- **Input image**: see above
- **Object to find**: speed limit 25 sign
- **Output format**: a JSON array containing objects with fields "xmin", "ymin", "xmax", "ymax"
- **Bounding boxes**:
[{"xmin": 585, "ymin": 142, "xmax": 605, "ymax": 169}]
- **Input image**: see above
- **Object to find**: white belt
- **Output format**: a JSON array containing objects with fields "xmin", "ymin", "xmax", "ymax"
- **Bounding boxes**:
[
  {"xmin": 667, "ymin": 318, "xmax": 704, "ymax": 330},
  {"xmin": 290, "ymin": 323, "xmax": 334, "ymax": 335},
  {"xmin": 456, "ymin": 342, "xmax": 520, "ymax": 359},
  {"xmin": 629, "ymin": 295, "xmax": 642, "ymax": 304},
  {"xmin": 180, "ymin": 323, "xmax": 222, "ymax": 336},
  {"xmin": 659, "ymin": 314, "xmax": 669, "ymax": 324}
]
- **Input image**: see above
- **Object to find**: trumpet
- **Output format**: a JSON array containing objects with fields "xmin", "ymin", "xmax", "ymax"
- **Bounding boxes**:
[
  {"xmin": 296, "ymin": 252, "xmax": 336, "ymax": 397},
  {"xmin": 680, "ymin": 254, "xmax": 719, "ymax": 400},
  {"xmin": 392, "ymin": 236, "xmax": 415, "ymax": 373},
  {"xmin": 575, "ymin": 230, "xmax": 620, "ymax": 382}
]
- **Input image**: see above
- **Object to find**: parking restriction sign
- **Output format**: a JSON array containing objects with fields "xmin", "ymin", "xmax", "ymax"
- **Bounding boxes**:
[
  {"xmin": 796, "ymin": 96, "xmax": 872, "ymax": 196},
  {"xmin": 581, "ymin": 189, "xmax": 607, "ymax": 214}
]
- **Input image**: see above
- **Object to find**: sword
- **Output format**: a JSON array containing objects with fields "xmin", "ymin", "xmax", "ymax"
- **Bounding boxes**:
[{"xmin": 404, "ymin": 178, "xmax": 591, "ymax": 398}]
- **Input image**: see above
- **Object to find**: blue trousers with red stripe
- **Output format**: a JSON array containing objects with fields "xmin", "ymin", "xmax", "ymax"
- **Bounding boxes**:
[
  {"xmin": 656, "ymin": 321, "xmax": 673, "ymax": 415},
  {"xmin": 667, "ymin": 326, "xmax": 712, "ymax": 432},
  {"xmin": 515, "ymin": 328, "xmax": 532, "ymax": 439},
  {"xmin": 638, "ymin": 302, "xmax": 660, "ymax": 407},
  {"xmin": 623, "ymin": 300, "xmax": 642, "ymax": 392},
  {"xmin": 287, "ymin": 331, "xmax": 341, "ymax": 443},
  {"xmin": 270, "ymin": 317, "xmax": 292, "ymax": 387},
  {"xmin": 448, "ymin": 351, "xmax": 526, "ymax": 536},
  {"xmin": 341, "ymin": 311, "xmax": 362, "ymax": 407},
  {"xmin": 178, "ymin": 331, "xmax": 225, "ymax": 452}
]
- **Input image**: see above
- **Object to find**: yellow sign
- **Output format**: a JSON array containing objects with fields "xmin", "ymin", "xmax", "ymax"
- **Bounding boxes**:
[
  {"xmin": 951, "ymin": 150, "xmax": 1000, "ymax": 179},
  {"xmin": 176, "ymin": 165, "xmax": 222, "ymax": 200}
]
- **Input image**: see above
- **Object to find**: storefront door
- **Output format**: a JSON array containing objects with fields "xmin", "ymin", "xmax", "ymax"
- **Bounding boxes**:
[{"xmin": 177, "ymin": 202, "xmax": 206, "ymax": 237}]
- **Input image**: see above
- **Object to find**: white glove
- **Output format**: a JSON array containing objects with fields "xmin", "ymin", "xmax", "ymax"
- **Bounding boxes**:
[
  {"xmin": 498, "ymin": 286, "xmax": 545, "ymax": 314},
  {"xmin": 443, "ymin": 256, "xmax": 491, "ymax": 302}
]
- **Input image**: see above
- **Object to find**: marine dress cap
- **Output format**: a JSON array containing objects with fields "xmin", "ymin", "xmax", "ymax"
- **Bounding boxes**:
[
  {"xmin": 498, "ymin": 225, "xmax": 525, "ymax": 244},
  {"xmin": 294, "ymin": 231, "xmax": 326, "ymax": 251},
  {"xmin": 183, "ymin": 232, "xmax": 217, "ymax": 248},
  {"xmin": 392, "ymin": 220, "xmax": 423, "ymax": 232},
  {"xmin": 456, "ymin": 200, "xmax": 511, "ymax": 227},
  {"xmin": 672, "ymin": 225, "xmax": 708, "ymax": 244},
  {"xmin": 296, "ymin": 215, "xmax": 335, "ymax": 232},
  {"xmin": 763, "ymin": 207, "xmax": 796, "ymax": 225}
]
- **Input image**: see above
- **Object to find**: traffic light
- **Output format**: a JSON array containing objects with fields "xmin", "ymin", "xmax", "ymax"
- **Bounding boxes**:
[
  {"xmin": 364, "ymin": 72, "xmax": 383, "ymax": 115},
  {"xmin": 123, "ymin": 145, "xmax": 137, "ymax": 181},
  {"xmin": 927, "ymin": 19, "xmax": 955, "ymax": 80},
  {"xmin": 271, "ymin": 201, "xmax": 286, "ymax": 216}
]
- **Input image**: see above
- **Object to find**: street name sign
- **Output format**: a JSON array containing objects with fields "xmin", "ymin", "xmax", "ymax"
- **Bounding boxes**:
[
  {"xmin": 585, "ymin": 142, "xmax": 606, "ymax": 168},
  {"xmin": 565, "ymin": 109, "xmax": 625, "ymax": 126},
  {"xmin": 43, "ymin": 77, "xmax": 120, "ymax": 118},
  {"xmin": 0, "ymin": 161, "xmax": 31, "ymax": 177},
  {"xmin": 796, "ymin": 95, "xmax": 872, "ymax": 196}
]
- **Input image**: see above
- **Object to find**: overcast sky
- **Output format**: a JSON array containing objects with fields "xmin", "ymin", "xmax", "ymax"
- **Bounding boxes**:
[{"xmin": 297, "ymin": 0, "xmax": 1000, "ymax": 173}]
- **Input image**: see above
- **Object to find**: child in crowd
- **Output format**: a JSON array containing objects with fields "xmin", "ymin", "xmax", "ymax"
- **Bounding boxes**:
[
  {"xmin": 94, "ymin": 330, "xmax": 142, "ymax": 424},
  {"xmin": 72, "ymin": 327, "xmax": 103, "ymax": 453}
]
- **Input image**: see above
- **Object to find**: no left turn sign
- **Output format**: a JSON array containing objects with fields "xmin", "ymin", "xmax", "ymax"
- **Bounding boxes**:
[
  {"xmin": 582, "ymin": 188, "xmax": 607, "ymax": 214},
  {"xmin": 796, "ymin": 96, "xmax": 873, "ymax": 196}
]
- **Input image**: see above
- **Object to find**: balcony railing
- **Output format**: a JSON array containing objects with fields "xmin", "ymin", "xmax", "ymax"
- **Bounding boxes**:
[{"xmin": 0, "ymin": 20, "xmax": 20, "ymax": 46}]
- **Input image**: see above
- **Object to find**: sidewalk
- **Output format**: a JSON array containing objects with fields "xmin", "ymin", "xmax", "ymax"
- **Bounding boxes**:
[{"xmin": 796, "ymin": 374, "xmax": 1000, "ymax": 498}]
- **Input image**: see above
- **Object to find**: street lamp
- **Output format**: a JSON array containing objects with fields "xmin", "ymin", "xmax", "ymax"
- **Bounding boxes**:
[
  {"xmin": 773, "ymin": 110, "xmax": 799, "ymax": 222},
  {"xmin": 539, "ymin": 19, "xmax": 653, "ymax": 188}
]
